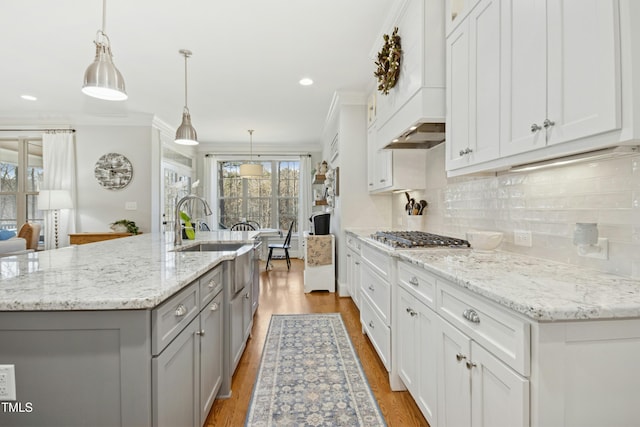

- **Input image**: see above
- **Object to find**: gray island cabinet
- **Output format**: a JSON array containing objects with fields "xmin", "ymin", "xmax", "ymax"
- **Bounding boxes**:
[{"xmin": 0, "ymin": 231, "xmax": 256, "ymax": 427}]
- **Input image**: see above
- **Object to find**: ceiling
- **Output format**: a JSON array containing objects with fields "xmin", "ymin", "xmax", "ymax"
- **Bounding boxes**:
[{"xmin": 0, "ymin": 0, "xmax": 398, "ymax": 150}]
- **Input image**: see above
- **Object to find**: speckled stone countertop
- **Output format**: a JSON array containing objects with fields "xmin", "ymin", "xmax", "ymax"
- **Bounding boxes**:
[
  {"xmin": 0, "ymin": 231, "xmax": 258, "ymax": 311},
  {"xmin": 345, "ymin": 229, "xmax": 640, "ymax": 321}
]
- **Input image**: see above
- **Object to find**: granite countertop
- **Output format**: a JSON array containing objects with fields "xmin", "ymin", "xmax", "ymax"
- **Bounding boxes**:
[
  {"xmin": 345, "ymin": 229, "xmax": 640, "ymax": 321},
  {"xmin": 0, "ymin": 231, "xmax": 259, "ymax": 311}
]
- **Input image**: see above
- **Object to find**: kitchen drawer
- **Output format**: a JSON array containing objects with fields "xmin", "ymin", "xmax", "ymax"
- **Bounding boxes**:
[
  {"xmin": 397, "ymin": 260, "xmax": 436, "ymax": 310},
  {"xmin": 361, "ymin": 264, "xmax": 391, "ymax": 325},
  {"xmin": 436, "ymin": 280, "xmax": 530, "ymax": 376},
  {"xmin": 152, "ymin": 283, "xmax": 199, "ymax": 356},
  {"xmin": 361, "ymin": 243, "xmax": 391, "ymax": 281},
  {"xmin": 345, "ymin": 234, "xmax": 362, "ymax": 254},
  {"xmin": 199, "ymin": 264, "xmax": 224, "ymax": 309},
  {"xmin": 361, "ymin": 294, "xmax": 391, "ymax": 371}
]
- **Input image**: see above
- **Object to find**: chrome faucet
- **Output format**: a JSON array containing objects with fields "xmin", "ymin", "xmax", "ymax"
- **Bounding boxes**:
[{"xmin": 175, "ymin": 195, "xmax": 213, "ymax": 246}]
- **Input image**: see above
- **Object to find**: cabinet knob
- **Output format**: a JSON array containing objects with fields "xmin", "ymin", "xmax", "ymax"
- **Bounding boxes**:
[
  {"xmin": 543, "ymin": 118, "xmax": 555, "ymax": 128},
  {"xmin": 456, "ymin": 353, "xmax": 466, "ymax": 362},
  {"xmin": 409, "ymin": 276, "xmax": 419, "ymax": 286},
  {"xmin": 196, "ymin": 329, "xmax": 205, "ymax": 336},
  {"xmin": 355, "ymin": 261, "xmax": 360, "ymax": 265},
  {"xmin": 462, "ymin": 308, "xmax": 480, "ymax": 324},
  {"xmin": 380, "ymin": 179, "xmax": 386, "ymax": 183},
  {"xmin": 208, "ymin": 280, "xmax": 216, "ymax": 289},
  {"xmin": 369, "ymin": 321, "xmax": 375, "ymax": 329},
  {"xmin": 174, "ymin": 304, "xmax": 187, "ymax": 317},
  {"xmin": 210, "ymin": 302, "xmax": 219, "ymax": 311},
  {"xmin": 368, "ymin": 285, "xmax": 375, "ymax": 292},
  {"xmin": 406, "ymin": 307, "xmax": 417, "ymax": 317},
  {"xmin": 531, "ymin": 123, "xmax": 542, "ymax": 132},
  {"xmin": 245, "ymin": 292, "xmax": 250, "ymax": 299},
  {"xmin": 466, "ymin": 360, "xmax": 477, "ymax": 369}
]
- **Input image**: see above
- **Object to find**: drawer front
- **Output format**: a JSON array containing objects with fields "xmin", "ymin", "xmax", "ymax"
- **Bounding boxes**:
[
  {"xmin": 361, "ymin": 244, "xmax": 391, "ymax": 281},
  {"xmin": 397, "ymin": 260, "xmax": 436, "ymax": 309},
  {"xmin": 152, "ymin": 283, "xmax": 199, "ymax": 356},
  {"xmin": 436, "ymin": 281, "xmax": 530, "ymax": 376},
  {"xmin": 199, "ymin": 264, "xmax": 224, "ymax": 308},
  {"xmin": 361, "ymin": 265, "xmax": 391, "ymax": 325},
  {"xmin": 361, "ymin": 295, "xmax": 391, "ymax": 371},
  {"xmin": 345, "ymin": 234, "xmax": 362, "ymax": 253}
]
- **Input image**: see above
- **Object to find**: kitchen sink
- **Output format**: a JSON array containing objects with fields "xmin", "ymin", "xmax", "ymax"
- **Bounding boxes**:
[{"xmin": 177, "ymin": 243, "xmax": 248, "ymax": 252}]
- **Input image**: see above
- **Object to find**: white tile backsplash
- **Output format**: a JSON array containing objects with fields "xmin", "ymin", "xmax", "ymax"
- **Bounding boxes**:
[{"xmin": 394, "ymin": 143, "xmax": 640, "ymax": 278}]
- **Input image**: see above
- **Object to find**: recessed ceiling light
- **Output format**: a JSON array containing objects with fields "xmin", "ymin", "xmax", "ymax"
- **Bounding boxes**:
[
  {"xmin": 21, "ymin": 95, "xmax": 37, "ymax": 101},
  {"xmin": 299, "ymin": 78, "xmax": 313, "ymax": 86}
]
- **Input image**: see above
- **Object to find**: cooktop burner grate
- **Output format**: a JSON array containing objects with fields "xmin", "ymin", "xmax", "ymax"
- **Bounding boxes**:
[{"xmin": 371, "ymin": 231, "xmax": 470, "ymax": 248}]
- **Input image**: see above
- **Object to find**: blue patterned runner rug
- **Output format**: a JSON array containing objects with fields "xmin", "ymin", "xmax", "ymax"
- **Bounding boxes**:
[{"xmin": 245, "ymin": 313, "xmax": 387, "ymax": 426}]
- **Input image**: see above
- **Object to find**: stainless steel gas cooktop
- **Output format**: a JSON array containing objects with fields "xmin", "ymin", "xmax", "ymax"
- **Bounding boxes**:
[{"xmin": 371, "ymin": 231, "xmax": 470, "ymax": 249}]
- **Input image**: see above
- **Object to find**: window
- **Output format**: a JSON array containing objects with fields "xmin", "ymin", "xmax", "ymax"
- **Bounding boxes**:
[
  {"xmin": 0, "ymin": 138, "xmax": 43, "ymax": 232},
  {"xmin": 218, "ymin": 160, "xmax": 299, "ymax": 231}
]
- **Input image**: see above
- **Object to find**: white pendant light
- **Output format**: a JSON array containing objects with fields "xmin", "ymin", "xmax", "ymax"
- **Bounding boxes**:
[
  {"xmin": 239, "ymin": 129, "xmax": 263, "ymax": 177},
  {"xmin": 175, "ymin": 49, "xmax": 198, "ymax": 145},
  {"xmin": 82, "ymin": 0, "xmax": 127, "ymax": 101}
]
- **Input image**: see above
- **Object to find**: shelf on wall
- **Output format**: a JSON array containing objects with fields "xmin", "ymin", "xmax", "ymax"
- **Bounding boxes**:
[
  {"xmin": 313, "ymin": 174, "xmax": 326, "ymax": 184},
  {"xmin": 313, "ymin": 200, "xmax": 328, "ymax": 206}
]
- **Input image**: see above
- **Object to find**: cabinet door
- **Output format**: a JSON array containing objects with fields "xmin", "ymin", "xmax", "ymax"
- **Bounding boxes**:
[
  {"xmin": 229, "ymin": 292, "xmax": 244, "ymax": 374},
  {"xmin": 546, "ymin": 0, "xmax": 621, "ymax": 146},
  {"xmin": 500, "ymin": 0, "xmax": 547, "ymax": 156},
  {"xmin": 242, "ymin": 289, "xmax": 252, "ymax": 341},
  {"xmin": 397, "ymin": 286, "xmax": 419, "ymax": 394},
  {"xmin": 437, "ymin": 316, "xmax": 472, "ymax": 427},
  {"xmin": 199, "ymin": 292, "xmax": 223, "ymax": 426},
  {"xmin": 470, "ymin": 342, "xmax": 529, "ymax": 427},
  {"xmin": 416, "ymin": 299, "xmax": 438, "ymax": 425},
  {"xmin": 153, "ymin": 319, "xmax": 199, "ymax": 427},
  {"xmin": 346, "ymin": 252, "xmax": 354, "ymax": 298},
  {"xmin": 446, "ymin": 18, "xmax": 471, "ymax": 170},
  {"xmin": 367, "ymin": 125, "xmax": 376, "ymax": 191},
  {"xmin": 353, "ymin": 257, "xmax": 361, "ymax": 310},
  {"xmin": 467, "ymin": 0, "xmax": 501, "ymax": 164}
]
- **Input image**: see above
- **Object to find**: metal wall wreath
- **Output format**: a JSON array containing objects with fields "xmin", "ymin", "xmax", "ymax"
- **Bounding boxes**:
[{"xmin": 374, "ymin": 26, "xmax": 402, "ymax": 95}]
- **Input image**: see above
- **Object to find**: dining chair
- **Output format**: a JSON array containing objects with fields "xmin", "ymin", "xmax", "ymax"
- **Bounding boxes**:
[
  {"xmin": 266, "ymin": 221, "xmax": 295, "ymax": 271},
  {"xmin": 230, "ymin": 222, "xmax": 256, "ymax": 231},
  {"xmin": 247, "ymin": 220, "xmax": 261, "ymax": 230}
]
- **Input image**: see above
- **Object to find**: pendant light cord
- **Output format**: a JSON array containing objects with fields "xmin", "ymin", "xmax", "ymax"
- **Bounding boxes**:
[
  {"xmin": 184, "ymin": 54, "xmax": 189, "ymax": 109},
  {"xmin": 248, "ymin": 129, "xmax": 254, "ymax": 162},
  {"xmin": 101, "ymin": 0, "xmax": 107, "ymax": 33}
]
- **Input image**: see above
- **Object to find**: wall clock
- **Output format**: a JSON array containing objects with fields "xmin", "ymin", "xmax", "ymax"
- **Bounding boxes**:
[{"xmin": 94, "ymin": 153, "xmax": 133, "ymax": 190}]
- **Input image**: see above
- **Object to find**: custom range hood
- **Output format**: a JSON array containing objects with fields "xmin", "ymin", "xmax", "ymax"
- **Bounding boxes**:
[{"xmin": 384, "ymin": 122, "xmax": 445, "ymax": 149}]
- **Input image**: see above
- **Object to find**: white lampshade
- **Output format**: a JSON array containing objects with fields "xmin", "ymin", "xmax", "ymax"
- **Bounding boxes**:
[
  {"xmin": 239, "ymin": 163, "xmax": 263, "ymax": 177},
  {"xmin": 38, "ymin": 190, "xmax": 73, "ymax": 211}
]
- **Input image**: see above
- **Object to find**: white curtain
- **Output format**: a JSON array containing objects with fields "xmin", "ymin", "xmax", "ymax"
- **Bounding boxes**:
[
  {"xmin": 203, "ymin": 154, "xmax": 218, "ymax": 229},
  {"xmin": 298, "ymin": 155, "xmax": 312, "ymax": 252},
  {"xmin": 42, "ymin": 132, "xmax": 77, "ymax": 250}
]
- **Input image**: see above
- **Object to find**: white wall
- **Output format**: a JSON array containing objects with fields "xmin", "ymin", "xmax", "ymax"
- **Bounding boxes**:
[
  {"xmin": 75, "ymin": 125, "xmax": 155, "ymax": 233},
  {"xmin": 392, "ymin": 143, "xmax": 640, "ymax": 278}
]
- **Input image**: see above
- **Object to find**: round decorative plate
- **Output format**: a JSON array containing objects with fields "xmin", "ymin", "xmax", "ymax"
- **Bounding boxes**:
[{"xmin": 94, "ymin": 153, "xmax": 133, "ymax": 190}]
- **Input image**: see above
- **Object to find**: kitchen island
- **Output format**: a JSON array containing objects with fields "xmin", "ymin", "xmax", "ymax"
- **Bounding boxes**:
[
  {"xmin": 346, "ymin": 228, "xmax": 640, "ymax": 427},
  {"xmin": 0, "ymin": 231, "xmax": 258, "ymax": 427}
]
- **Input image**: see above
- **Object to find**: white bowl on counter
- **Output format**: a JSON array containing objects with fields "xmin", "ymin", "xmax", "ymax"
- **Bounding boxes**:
[{"xmin": 466, "ymin": 230, "xmax": 503, "ymax": 252}]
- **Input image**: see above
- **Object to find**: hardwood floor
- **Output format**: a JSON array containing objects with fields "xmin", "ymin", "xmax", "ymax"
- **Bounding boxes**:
[{"xmin": 205, "ymin": 259, "xmax": 429, "ymax": 427}]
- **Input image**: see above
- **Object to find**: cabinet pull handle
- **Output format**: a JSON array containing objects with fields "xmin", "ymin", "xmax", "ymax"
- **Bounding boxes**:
[
  {"xmin": 210, "ymin": 302, "xmax": 219, "ymax": 311},
  {"xmin": 462, "ymin": 308, "xmax": 480, "ymax": 324},
  {"xmin": 196, "ymin": 329, "xmax": 205, "ymax": 336},
  {"xmin": 459, "ymin": 149, "xmax": 466, "ymax": 156},
  {"xmin": 245, "ymin": 292, "xmax": 250, "ymax": 299},
  {"xmin": 406, "ymin": 307, "xmax": 417, "ymax": 317},
  {"xmin": 368, "ymin": 285, "xmax": 375, "ymax": 291},
  {"xmin": 409, "ymin": 276, "xmax": 419, "ymax": 286},
  {"xmin": 531, "ymin": 123, "xmax": 542, "ymax": 132},
  {"xmin": 174, "ymin": 304, "xmax": 187, "ymax": 317},
  {"xmin": 380, "ymin": 179, "xmax": 386, "ymax": 183},
  {"xmin": 543, "ymin": 118, "xmax": 555, "ymax": 128},
  {"xmin": 369, "ymin": 183, "xmax": 374, "ymax": 186},
  {"xmin": 466, "ymin": 360, "xmax": 477, "ymax": 369},
  {"xmin": 208, "ymin": 280, "xmax": 216, "ymax": 289},
  {"xmin": 369, "ymin": 321, "xmax": 375, "ymax": 329},
  {"xmin": 456, "ymin": 353, "xmax": 466, "ymax": 362},
  {"xmin": 459, "ymin": 148, "xmax": 473, "ymax": 156},
  {"xmin": 355, "ymin": 261, "xmax": 360, "ymax": 265}
]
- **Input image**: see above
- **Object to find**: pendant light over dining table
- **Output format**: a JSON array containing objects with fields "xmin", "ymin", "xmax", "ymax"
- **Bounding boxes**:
[
  {"xmin": 82, "ymin": 0, "xmax": 127, "ymax": 101},
  {"xmin": 239, "ymin": 129, "xmax": 263, "ymax": 177},
  {"xmin": 174, "ymin": 49, "xmax": 198, "ymax": 145}
]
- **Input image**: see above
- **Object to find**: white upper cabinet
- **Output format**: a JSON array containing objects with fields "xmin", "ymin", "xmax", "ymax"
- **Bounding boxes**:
[
  {"xmin": 501, "ymin": 0, "xmax": 622, "ymax": 157},
  {"xmin": 446, "ymin": 0, "xmax": 640, "ymax": 176},
  {"xmin": 446, "ymin": 0, "xmax": 502, "ymax": 170}
]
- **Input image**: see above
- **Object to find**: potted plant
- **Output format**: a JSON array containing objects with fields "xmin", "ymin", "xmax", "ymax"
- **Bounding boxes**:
[{"xmin": 110, "ymin": 219, "xmax": 139, "ymax": 235}]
